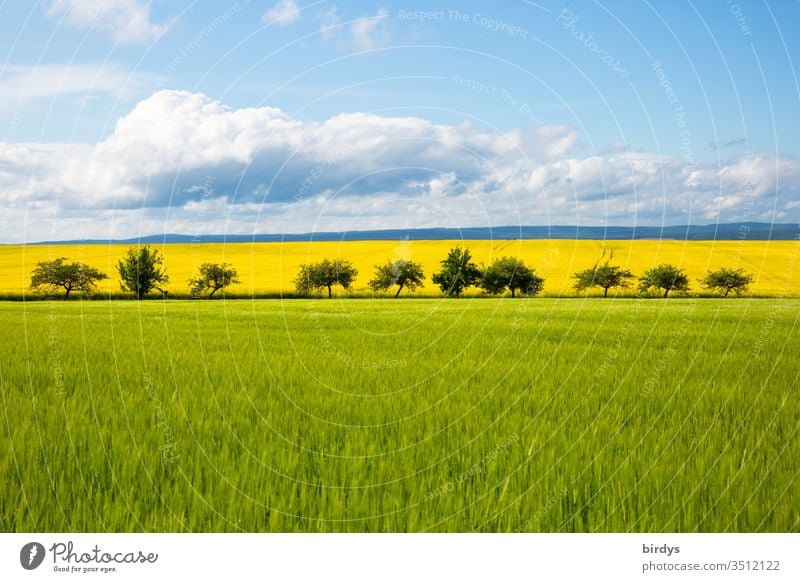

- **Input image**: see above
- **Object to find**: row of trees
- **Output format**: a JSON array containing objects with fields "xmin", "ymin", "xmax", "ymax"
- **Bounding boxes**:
[
  {"xmin": 29, "ymin": 245, "xmax": 755, "ymax": 299},
  {"xmin": 574, "ymin": 261, "xmax": 753, "ymax": 297},
  {"xmin": 293, "ymin": 248, "xmax": 545, "ymax": 299},
  {"xmin": 293, "ymin": 247, "xmax": 754, "ymax": 298},
  {"xmin": 30, "ymin": 246, "xmax": 240, "ymax": 299}
]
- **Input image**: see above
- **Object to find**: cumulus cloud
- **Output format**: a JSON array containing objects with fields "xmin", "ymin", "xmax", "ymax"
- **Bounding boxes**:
[
  {"xmin": 351, "ymin": 8, "xmax": 389, "ymax": 51},
  {"xmin": 263, "ymin": 0, "xmax": 300, "ymax": 26},
  {"xmin": 0, "ymin": 90, "xmax": 797, "ymax": 242},
  {"xmin": 38, "ymin": 90, "xmax": 573, "ymax": 210},
  {"xmin": 317, "ymin": 6, "xmax": 390, "ymax": 52},
  {"xmin": 319, "ymin": 7, "xmax": 340, "ymax": 41},
  {"xmin": 46, "ymin": 0, "xmax": 171, "ymax": 45}
]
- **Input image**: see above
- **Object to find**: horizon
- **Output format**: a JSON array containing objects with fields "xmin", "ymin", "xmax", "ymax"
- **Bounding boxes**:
[{"xmin": 11, "ymin": 220, "xmax": 799, "ymax": 246}]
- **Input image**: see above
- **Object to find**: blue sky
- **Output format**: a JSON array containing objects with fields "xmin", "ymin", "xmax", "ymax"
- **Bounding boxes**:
[{"xmin": 1, "ymin": 0, "xmax": 798, "ymax": 242}]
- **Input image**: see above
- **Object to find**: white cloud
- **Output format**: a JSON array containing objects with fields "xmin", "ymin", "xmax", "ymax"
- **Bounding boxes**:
[
  {"xmin": 0, "ymin": 63, "xmax": 150, "ymax": 109},
  {"xmin": 319, "ymin": 7, "xmax": 340, "ymax": 41},
  {"xmin": 263, "ymin": 0, "xmax": 300, "ymax": 26},
  {"xmin": 318, "ymin": 7, "xmax": 390, "ymax": 52},
  {"xmin": 0, "ymin": 90, "xmax": 797, "ymax": 242},
  {"xmin": 46, "ymin": 0, "xmax": 170, "ymax": 45},
  {"xmin": 351, "ymin": 8, "xmax": 389, "ymax": 51}
]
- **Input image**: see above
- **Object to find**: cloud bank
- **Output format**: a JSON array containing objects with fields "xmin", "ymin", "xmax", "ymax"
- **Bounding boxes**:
[{"xmin": 0, "ymin": 90, "xmax": 796, "ymax": 242}]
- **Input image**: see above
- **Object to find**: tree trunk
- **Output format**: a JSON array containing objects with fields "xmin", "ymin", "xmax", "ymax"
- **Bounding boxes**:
[
  {"xmin": 209, "ymin": 287, "xmax": 218, "ymax": 298},
  {"xmin": 511, "ymin": 288, "xmax": 516, "ymax": 298},
  {"xmin": 65, "ymin": 287, "xmax": 71, "ymax": 299},
  {"xmin": 603, "ymin": 287, "xmax": 609, "ymax": 298},
  {"xmin": 663, "ymin": 288, "xmax": 670, "ymax": 298},
  {"xmin": 724, "ymin": 288, "xmax": 730, "ymax": 297},
  {"xmin": 327, "ymin": 284, "xmax": 332, "ymax": 299},
  {"xmin": 394, "ymin": 284, "xmax": 403, "ymax": 298}
]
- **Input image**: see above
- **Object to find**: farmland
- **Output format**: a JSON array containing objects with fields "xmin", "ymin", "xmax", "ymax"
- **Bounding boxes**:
[
  {"xmin": 1, "ymin": 299, "xmax": 798, "ymax": 532},
  {"xmin": 1, "ymin": 239, "xmax": 798, "ymax": 298}
]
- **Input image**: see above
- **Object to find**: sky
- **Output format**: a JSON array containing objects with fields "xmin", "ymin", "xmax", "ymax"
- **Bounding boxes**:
[{"xmin": 0, "ymin": 0, "xmax": 798, "ymax": 242}]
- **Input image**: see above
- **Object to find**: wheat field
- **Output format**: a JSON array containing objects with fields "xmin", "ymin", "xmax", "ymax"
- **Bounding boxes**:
[
  {"xmin": 2, "ymin": 299, "xmax": 798, "ymax": 532},
  {"xmin": 0, "ymin": 239, "xmax": 797, "ymax": 297}
]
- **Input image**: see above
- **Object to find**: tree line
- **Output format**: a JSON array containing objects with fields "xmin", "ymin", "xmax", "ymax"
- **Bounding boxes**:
[
  {"xmin": 29, "ymin": 244, "xmax": 755, "ymax": 300},
  {"xmin": 29, "ymin": 246, "xmax": 239, "ymax": 300},
  {"xmin": 290, "ymin": 247, "xmax": 753, "ymax": 299}
]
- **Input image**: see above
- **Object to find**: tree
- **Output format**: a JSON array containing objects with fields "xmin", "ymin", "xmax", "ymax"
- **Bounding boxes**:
[
  {"xmin": 431, "ymin": 247, "xmax": 482, "ymax": 298},
  {"xmin": 481, "ymin": 256, "xmax": 544, "ymax": 297},
  {"xmin": 638, "ymin": 264, "xmax": 690, "ymax": 297},
  {"xmin": 701, "ymin": 267, "xmax": 753, "ymax": 297},
  {"xmin": 30, "ymin": 257, "xmax": 108, "ymax": 298},
  {"xmin": 573, "ymin": 264, "xmax": 635, "ymax": 297},
  {"xmin": 189, "ymin": 263, "xmax": 240, "ymax": 298},
  {"xmin": 295, "ymin": 258, "xmax": 358, "ymax": 298},
  {"xmin": 368, "ymin": 259, "xmax": 425, "ymax": 298},
  {"xmin": 117, "ymin": 245, "xmax": 169, "ymax": 299}
]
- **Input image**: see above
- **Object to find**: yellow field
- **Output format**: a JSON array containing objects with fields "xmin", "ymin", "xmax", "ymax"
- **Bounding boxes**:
[{"xmin": 1, "ymin": 239, "xmax": 798, "ymax": 297}]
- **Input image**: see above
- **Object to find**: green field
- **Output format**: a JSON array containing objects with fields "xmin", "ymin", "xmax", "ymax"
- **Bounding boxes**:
[{"xmin": 1, "ymin": 299, "xmax": 798, "ymax": 532}]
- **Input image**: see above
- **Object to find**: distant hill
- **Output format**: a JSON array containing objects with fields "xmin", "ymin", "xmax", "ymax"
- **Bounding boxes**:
[{"xmin": 26, "ymin": 222, "xmax": 799, "ymax": 244}]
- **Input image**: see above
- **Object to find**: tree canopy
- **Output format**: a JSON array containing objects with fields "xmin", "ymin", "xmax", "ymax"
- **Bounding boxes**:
[
  {"xmin": 431, "ymin": 247, "xmax": 482, "ymax": 298},
  {"xmin": 117, "ymin": 245, "xmax": 170, "ymax": 299},
  {"xmin": 573, "ymin": 263, "xmax": 635, "ymax": 297},
  {"xmin": 368, "ymin": 259, "xmax": 425, "ymax": 298},
  {"xmin": 701, "ymin": 267, "xmax": 753, "ymax": 297},
  {"xmin": 295, "ymin": 258, "xmax": 358, "ymax": 298},
  {"xmin": 30, "ymin": 257, "xmax": 108, "ymax": 298},
  {"xmin": 638, "ymin": 264, "xmax": 690, "ymax": 297},
  {"xmin": 481, "ymin": 256, "xmax": 544, "ymax": 297},
  {"xmin": 189, "ymin": 263, "xmax": 241, "ymax": 298}
]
